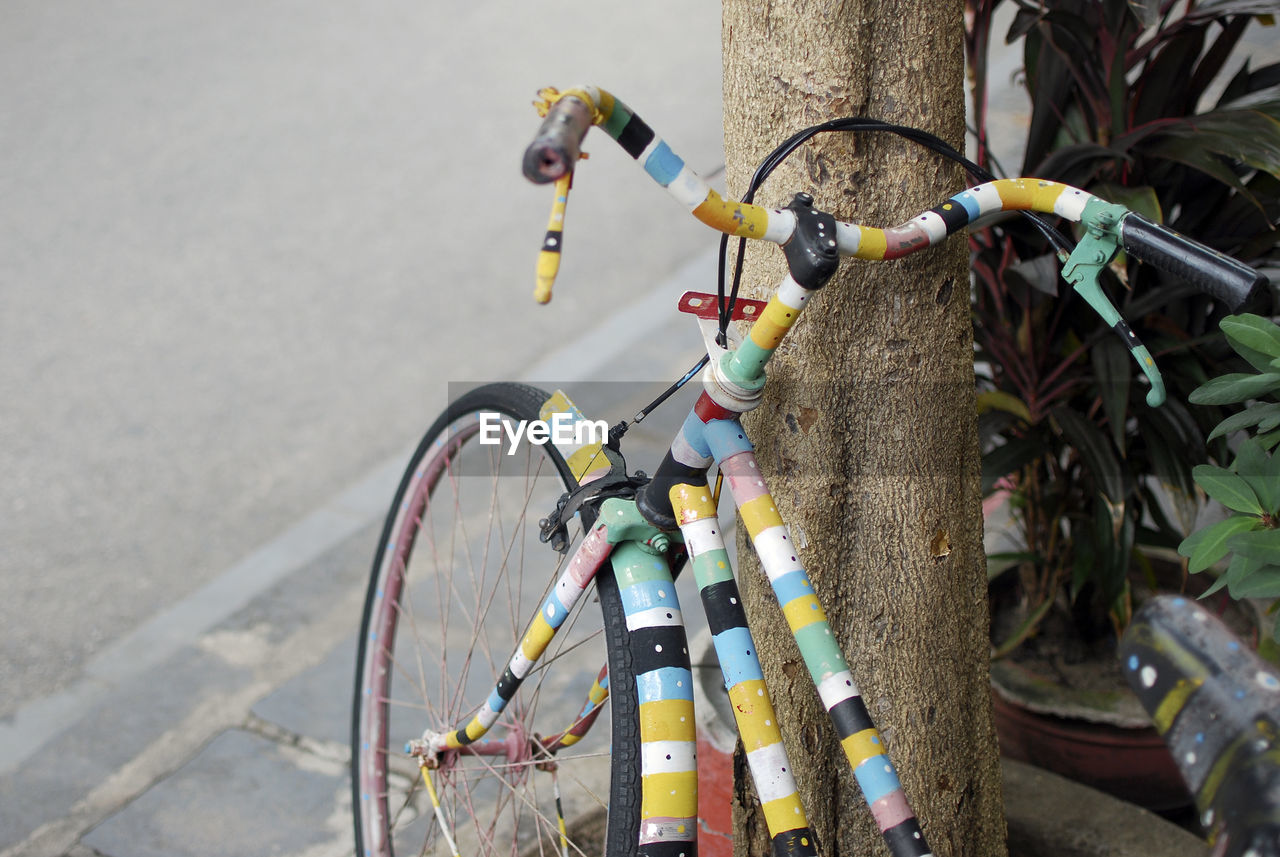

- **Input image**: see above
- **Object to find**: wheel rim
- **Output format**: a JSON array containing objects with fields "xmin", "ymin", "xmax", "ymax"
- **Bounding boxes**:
[{"xmin": 355, "ymin": 409, "xmax": 612, "ymax": 857}]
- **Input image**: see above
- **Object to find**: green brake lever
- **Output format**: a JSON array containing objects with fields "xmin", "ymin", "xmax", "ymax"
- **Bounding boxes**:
[{"xmin": 1060, "ymin": 198, "xmax": 1166, "ymax": 408}]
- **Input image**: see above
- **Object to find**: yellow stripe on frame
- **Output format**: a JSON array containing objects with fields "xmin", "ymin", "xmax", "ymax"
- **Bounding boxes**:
[
  {"xmin": 641, "ymin": 771, "xmax": 698, "ymax": 819},
  {"xmin": 994, "ymin": 178, "xmax": 1069, "ymax": 214},
  {"xmin": 782, "ymin": 594, "xmax": 827, "ymax": 632},
  {"xmin": 519, "ymin": 613, "xmax": 556, "ymax": 662},
  {"xmin": 670, "ymin": 483, "xmax": 717, "ymax": 521},
  {"xmin": 727, "ymin": 680, "xmax": 784, "ymax": 751},
  {"xmin": 853, "ymin": 227, "xmax": 888, "ymax": 260},
  {"xmin": 749, "ymin": 315, "xmax": 789, "ymax": 351},
  {"xmin": 693, "ymin": 190, "xmax": 770, "ymax": 238},
  {"xmin": 739, "ymin": 494, "xmax": 783, "ymax": 538},
  {"xmin": 638, "ymin": 699, "xmax": 696, "ymax": 742},
  {"xmin": 761, "ymin": 792, "xmax": 808, "ymax": 834},
  {"xmin": 840, "ymin": 728, "xmax": 885, "ymax": 767},
  {"xmin": 748, "ymin": 298, "xmax": 799, "ymax": 351}
]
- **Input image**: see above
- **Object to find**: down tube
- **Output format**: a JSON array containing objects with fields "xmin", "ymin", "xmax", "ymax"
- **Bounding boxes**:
[
  {"xmin": 703, "ymin": 418, "xmax": 933, "ymax": 857},
  {"xmin": 669, "ymin": 482, "xmax": 819, "ymax": 857}
]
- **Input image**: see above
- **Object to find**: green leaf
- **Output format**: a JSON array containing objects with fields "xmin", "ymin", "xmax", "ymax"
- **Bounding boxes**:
[
  {"xmin": 1193, "ymin": 463, "xmax": 1265, "ymax": 514},
  {"xmin": 1208, "ymin": 403, "xmax": 1280, "ymax": 441},
  {"xmin": 1093, "ymin": 337, "xmax": 1131, "ymax": 451},
  {"xmin": 1093, "ymin": 183, "xmax": 1163, "ymax": 223},
  {"xmin": 991, "ymin": 596, "xmax": 1056, "ymax": 659},
  {"xmin": 1190, "ymin": 372, "xmax": 1280, "ymax": 405},
  {"xmin": 1223, "ymin": 548, "xmax": 1268, "ymax": 598},
  {"xmin": 1138, "ymin": 107, "xmax": 1280, "ymax": 212},
  {"xmin": 1234, "ymin": 438, "xmax": 1280, "ymax": 515},
  {"xmin": 1222, "ymin": 313, "xmax": 1280, "ymax": 362},
  {"xmin": 1263, "ymin": 429, "xmax": 1280, "ymax": 451},
  {"xmin": 1226, "ymin": 526, "xmax": 1280, "ymax": 562},
  {"xmin": 1199, "ymin": 570, "xmax": 1232, "ymax": 598},
  {"xmin": 1229, "ymin": 563, "xmax": 1280, "ymax": 599},
  {"xmin": 1035, "ymin": 144, "xmax": 1128, "ymax": 185},
  {"xmin": 1055, "ymin": 407, "xmax": 1125, "ymax": 502},
  {"xmin": 982, "ymin": 438, "xmax": 1046, "ymax": 496},
  {"xmin": 1172, "ymin": 108, "xmax": 1280, "ymax": 174},
  {"xmin": 977, "ymin": 390, "xmax": 1033, "ymax": 422},
  {"xmin": 1179, "ymin": 514, "xmax": 1261, "ymax": 572}
]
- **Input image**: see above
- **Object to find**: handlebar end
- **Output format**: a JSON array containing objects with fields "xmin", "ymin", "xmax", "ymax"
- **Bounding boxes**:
[{"xmin": 522, "ymin": 94, "xmax": 593, "ymax": 184}]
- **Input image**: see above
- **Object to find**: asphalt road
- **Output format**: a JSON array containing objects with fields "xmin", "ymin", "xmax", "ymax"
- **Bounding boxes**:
[{"xmin": 1, "ymin": 1, "xmax": 724, "ymax": 720}]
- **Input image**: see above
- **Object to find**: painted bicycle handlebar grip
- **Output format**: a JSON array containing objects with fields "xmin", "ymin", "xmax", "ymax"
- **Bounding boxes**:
[
  {"xmin": 522, "ymin": 95, "xmax": 592, "ymax": 184},
  {"xmin": 1119, "ymin": 213, "xmax": 1268, "ymax": 311},
  {"xmin": 1118, "ymin": 595, "xmax": 1280, "ymax": 856}
]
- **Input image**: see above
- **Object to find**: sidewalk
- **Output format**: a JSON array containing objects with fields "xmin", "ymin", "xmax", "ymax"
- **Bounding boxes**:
[{"xmin": 0, "ymin": 251, "xmax": 717, "ymax": 857}]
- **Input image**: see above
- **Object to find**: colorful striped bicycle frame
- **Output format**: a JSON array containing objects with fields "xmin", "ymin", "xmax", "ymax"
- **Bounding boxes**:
[{"xmin": 420, "ymin": 86, "xmax": 1180, "ymax": 857}]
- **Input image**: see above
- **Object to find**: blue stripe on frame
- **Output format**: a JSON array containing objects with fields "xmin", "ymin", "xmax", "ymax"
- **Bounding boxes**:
[
  {"xmin": 950, "ymin": 190, "xmax": 983, "ymax": 222},
  {"xmin": 771, "ymin": 570, "xmax": 814, "ymax": 606},
  {"xmin": 644, "ymin": 141, "xmax": 684, "ymax": 187},
  {"xmin": 712, "ymin": 625, "xmax": 766, "ymax": 687},
  {"xmin": 681, "ymin": 410, "xmax": 712, "ymax": 458},
  {"xmin": 853, "ymin": 754, "xmax": 902, "ymax": 804},
  {"xmin": 705, "ymin": 418, "xmax": 754, "ymax": 460},
  {"xmin": 637, "ymin": 666, "xmax": 695, "ymax": 702},
  {"xmin": 541, "ymin": 591, "xmax": 570, "ymax": 627},
  {"xmin": 619, "ymin": 578, "xmax": 682, "ymax": 616}
]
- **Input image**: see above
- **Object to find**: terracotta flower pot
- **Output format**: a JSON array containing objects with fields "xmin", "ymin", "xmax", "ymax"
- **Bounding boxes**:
[{"xmin": 990, "ymin": 660, "xmax": 1191, "ymax": 812}]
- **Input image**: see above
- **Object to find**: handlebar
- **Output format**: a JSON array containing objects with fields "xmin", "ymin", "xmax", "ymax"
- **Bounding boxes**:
[
  {"xmin": 1119, "ymin": 595, "xmax": 1280, "ymax": 856},
  {"xmin": 1119, "ymin": 212, "xmax": 1267, "ymax": 311},
  {"xmin": 520, "ymin": 85, "xmax": 1271, "ymax": 399}
]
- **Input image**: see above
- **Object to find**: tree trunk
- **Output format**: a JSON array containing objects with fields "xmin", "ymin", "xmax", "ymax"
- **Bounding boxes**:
[{"xmin": 721, "ymin": 2, "xmax": 1007, "ymax": 856}]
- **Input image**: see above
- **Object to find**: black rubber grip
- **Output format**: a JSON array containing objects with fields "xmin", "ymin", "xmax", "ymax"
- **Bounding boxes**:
[
  {"xmin": 1119, "ymin": 212, "xmax": 1268, "ymax": 311},
  {"xmin": 521, "ymin": 96, "xmax": 593, "ymax": 184}
]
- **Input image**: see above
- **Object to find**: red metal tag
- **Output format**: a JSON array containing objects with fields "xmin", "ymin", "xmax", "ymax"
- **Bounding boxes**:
[{"xmin": 677, "ymin": 291, "xmax": 767, "ymax": 321}]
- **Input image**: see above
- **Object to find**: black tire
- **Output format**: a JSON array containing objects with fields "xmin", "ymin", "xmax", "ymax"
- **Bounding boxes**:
[{"xmin": 351, "ymin": 382, "xmax": 641, "ymax": 857}]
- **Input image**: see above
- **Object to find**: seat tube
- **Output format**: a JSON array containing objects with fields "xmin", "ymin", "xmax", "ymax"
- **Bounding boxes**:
[{"xmin": 703, "ymin": 420, "xmax": 933, "ymax": 857}]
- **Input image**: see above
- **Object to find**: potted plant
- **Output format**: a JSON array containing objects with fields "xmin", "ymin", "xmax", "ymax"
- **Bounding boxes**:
[
  {"xmin": 1178, "ymin": 312, "xmax": 1280, "ymax": 663},
  {"xmin": 964, "ymin": 0, "xmax": 1280, "ymax": 808}
]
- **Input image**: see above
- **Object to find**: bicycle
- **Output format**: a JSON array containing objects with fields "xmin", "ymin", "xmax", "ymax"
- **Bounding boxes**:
[{"xmin": 350, "ymin": 84, "xmax": 1269, "ymax": 857}]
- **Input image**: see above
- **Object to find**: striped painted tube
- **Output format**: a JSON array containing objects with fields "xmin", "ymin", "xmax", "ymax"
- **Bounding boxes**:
[
  {"xmin": 724, "ymin": 275, "xmax": 819, "ymax": 388},
  {"xmin": 542, "ymin": 664, "xmax": 610, "ymax": 753},
  {"xmin": 834, "ymin": 178, "xmax": 1098, "ymax": 259},
  {"xmin": 542, "ymin": 85, "xmax": 793, "ymax": 245},
  {"xmin": 670, "ymin": 482, "xmax": 820, "ymax": 857},
  {"xmin": 439, "ymin": 520, "xmax": 615, "ymax": 750},
  {"xmin": 611, "ymin": 538, "xmax": 699, "ymax": 855},
  {"xmin": 540, "ymin": 87, "xmax": 1113, "ymax": 255},
  {"xmin": 1120, "ymin": 595, "xmax": 1280, "ymax": 851},
  {"xmin": 534, "ymin": 172, "xmax": 572, "ymax": 303},
  {"xmin": 702, "ymin": 419, "xmax": 933, "ymax": 857}
]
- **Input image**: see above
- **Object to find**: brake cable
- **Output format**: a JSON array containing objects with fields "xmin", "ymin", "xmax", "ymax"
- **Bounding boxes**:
[{"xmin": 624, "ymin": 119, "xmax": 1075, "ymax": 433}]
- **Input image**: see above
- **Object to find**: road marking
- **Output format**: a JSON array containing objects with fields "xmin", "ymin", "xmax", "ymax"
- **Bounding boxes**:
[{"xmin": 0, "ymin": 247, "xmax": 716, "ymax": 777}]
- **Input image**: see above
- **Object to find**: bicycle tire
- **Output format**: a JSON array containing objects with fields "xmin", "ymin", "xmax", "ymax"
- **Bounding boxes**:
[{"xmin": 351, "ymin": 382, "xmax": 641, "ymax": 857}]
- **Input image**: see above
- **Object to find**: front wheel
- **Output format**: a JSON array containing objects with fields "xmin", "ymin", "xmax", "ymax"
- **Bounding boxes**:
[{"xmin": 351, "ymin": 383, "xmax": 641, "ymax": 857}]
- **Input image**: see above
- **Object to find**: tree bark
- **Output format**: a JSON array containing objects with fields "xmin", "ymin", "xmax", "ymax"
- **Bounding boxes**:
[{"xmin": 721, "ymin": 2, "xmax": 1007, "ymax": 856}]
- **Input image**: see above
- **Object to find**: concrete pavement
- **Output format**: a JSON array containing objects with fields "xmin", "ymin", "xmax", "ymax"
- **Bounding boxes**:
[{"xmin": 1, "ymin": 248, "xmax": 715, "ymax": 856}]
